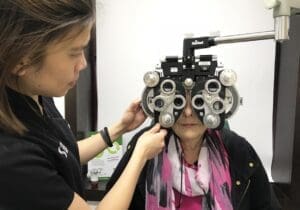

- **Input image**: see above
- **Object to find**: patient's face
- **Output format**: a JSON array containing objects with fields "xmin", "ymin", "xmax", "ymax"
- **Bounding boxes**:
[{"xmin": 172, "ymin": 92, "xmax": 207, "ymax": 141}]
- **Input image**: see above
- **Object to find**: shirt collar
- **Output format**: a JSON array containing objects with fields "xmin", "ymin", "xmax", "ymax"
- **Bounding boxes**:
[{"xmin": 6, "ymin": 86, "xmax": 44, "ymax": 125}]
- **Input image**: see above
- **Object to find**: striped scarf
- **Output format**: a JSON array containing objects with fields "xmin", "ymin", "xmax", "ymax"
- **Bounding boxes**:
[{"xmin": 146, "ymin": 130, "xmax": 233, "ymax": 210}]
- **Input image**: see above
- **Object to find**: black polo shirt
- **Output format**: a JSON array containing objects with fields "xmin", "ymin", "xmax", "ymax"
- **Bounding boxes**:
[{"xmin": 0, "ymin": 88, "xmax": 83, "ymax": 210}]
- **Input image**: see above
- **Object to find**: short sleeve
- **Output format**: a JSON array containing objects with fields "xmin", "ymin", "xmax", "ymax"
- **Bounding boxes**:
[{"xmin": 0, "ymin": 142, "xmax": 74, "ymax": 210}]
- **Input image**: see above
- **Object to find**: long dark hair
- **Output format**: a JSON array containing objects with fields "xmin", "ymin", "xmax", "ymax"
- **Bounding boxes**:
[{"xmin": 0, "ymin": 0, "xmax": 95, "ymax": 135}]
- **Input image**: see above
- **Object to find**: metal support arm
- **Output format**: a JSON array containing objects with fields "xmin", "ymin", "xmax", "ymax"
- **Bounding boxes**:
[{"xmin": 265, "ymin": 0, "xmax": 300, "ymax": 41}]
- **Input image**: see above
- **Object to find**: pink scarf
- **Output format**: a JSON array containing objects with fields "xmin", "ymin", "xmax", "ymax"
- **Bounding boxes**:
[{"xmin": 146, "ymin": 130, "xmax": 233, "ymax": 210}]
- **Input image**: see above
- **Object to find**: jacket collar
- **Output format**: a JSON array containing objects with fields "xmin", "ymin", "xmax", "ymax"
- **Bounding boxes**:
[{"xmin": 221, "ymin": 129, "xmax": 260, "ymax": 182}]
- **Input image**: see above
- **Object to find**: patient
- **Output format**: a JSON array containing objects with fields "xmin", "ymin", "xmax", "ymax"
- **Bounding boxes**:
[{"xmin": 106, "ymin": 91, "xmax": 280, "ymax": 210}]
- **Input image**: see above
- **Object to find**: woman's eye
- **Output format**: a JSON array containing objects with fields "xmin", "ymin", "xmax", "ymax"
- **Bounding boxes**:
[
  {"xmin": 70, "ymin": 53, "xmax": 82, "ymax": 58},
  {"xmin": 70, "ymin": 50, "xmax": 85, "ymax": 58}
]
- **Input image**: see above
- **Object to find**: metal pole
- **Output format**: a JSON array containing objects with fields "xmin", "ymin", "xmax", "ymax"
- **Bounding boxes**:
[{"xmin": 214, "ymin": 31, "xmax": 275, "ymax": 44}]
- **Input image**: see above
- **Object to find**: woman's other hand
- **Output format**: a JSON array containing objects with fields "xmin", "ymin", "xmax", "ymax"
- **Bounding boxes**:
[
  {"xmin": 134, "ymin": 123, "xmax": 167, "ymax": 161},
  {"xmin": 119, "ymin": 99, "xmax": 147, "ymax": 133}
]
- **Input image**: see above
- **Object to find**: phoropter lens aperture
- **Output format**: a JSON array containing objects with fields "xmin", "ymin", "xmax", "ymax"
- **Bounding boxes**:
[{"xmin": 154, "ymin": 98, "xmax": 164, "ymax": 108}]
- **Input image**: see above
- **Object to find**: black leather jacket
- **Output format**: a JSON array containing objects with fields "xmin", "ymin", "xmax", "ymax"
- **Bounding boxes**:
[{"xmin": 106, "ymin": 126, "xmax": 281, "ymax": 210}]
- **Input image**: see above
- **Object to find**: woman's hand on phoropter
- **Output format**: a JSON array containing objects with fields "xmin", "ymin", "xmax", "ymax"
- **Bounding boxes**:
[
  {"xmin": 119, "ymin": 99, "xmax": 147, "ymax": 133},
  {"xmin": 134, "ymin": 123, "xmax": 167, "ymax": 161}
]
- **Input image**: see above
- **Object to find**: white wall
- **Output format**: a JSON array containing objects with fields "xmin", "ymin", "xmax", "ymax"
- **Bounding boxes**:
[{"xmin": 96, "ymin": 0, "xmax": 275, "ymax": 179}]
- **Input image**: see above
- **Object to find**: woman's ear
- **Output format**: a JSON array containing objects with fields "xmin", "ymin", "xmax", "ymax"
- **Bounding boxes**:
[{"xmin": 12, "ymin": 61, "xmax": 29, "ymax": 76}]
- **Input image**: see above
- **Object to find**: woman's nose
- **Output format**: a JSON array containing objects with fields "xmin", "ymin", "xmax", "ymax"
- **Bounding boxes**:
[
  {"xmin": 78, "ymin": 53, "xmax": 87, "ymax": 71},
  {"xmin": 183, "ymin": 102, "xmax": 193, "ymax": 117}
]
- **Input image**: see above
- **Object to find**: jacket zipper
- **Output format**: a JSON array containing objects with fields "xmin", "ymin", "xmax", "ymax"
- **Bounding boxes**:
[{"xmin": 237, "ymin": 179, "xmax": 251, "ymax": 210}]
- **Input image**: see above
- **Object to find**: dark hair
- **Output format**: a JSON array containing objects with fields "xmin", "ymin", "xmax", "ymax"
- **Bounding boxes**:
[{"xmin": 0, "ymin": 0, "xmax": 95, "ymax": 135}]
